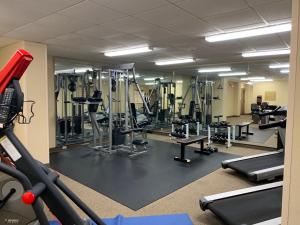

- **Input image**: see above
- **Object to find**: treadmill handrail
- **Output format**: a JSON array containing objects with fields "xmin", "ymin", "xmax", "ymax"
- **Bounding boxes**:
[
  {"xmin": 249, "ymin": 165, "xmax": 284, "ymax": 181},
  {"xmin": 253, "ymin": 217, "xmax": 281, "ymax": 225},
  {"xmin": 200, "ymin": 181, "xmax": 283, "ymax": 210},
  {"xmin": 249, "ymin": 165, "xmax": 284, "ymax": 176},
  {"xmin": 222, "ymin": 150, "xmax": 284, "ymax": 167}
]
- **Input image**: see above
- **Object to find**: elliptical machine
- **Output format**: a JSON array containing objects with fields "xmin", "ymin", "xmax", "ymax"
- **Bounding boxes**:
[{"xmin": 0, "ymin": 49, "xmax": 106, "ymax": 225}]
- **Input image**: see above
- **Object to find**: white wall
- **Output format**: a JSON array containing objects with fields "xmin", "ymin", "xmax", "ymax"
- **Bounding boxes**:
[
  {"xmin": 0, "ymin": 41, "xmax": 50, "ymax": 163},
  {"xmin": 251, "ymin": 80, "xmax": 288, "ymax": 106},
  {"xmin": 222, "ymin": 79, "xmax": 241, "ymax": 118}
]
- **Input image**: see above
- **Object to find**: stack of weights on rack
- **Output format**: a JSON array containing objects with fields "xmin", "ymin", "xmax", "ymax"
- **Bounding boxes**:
[
  {"xmin": 170, "ymin": 120, "xmax": 189, "ymax": 139},
  {"xmin": 210, "ymin": 121, "xmax": 230, "ymax": 144}
]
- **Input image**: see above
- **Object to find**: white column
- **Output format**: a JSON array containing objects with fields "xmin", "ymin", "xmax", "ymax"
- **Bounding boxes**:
[{"xmin": 282, "ymin": 0, "xmax": 300, "ymax": 224}]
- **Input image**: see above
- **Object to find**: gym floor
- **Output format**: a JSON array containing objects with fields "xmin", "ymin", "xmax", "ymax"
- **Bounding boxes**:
[{"xmin": 49, "ymin": 130, "xmax": 276, "ymax": 225}]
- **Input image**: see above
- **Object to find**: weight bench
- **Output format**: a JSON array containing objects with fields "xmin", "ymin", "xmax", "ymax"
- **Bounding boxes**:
[
  {"xmin": 175, "ymin": 135, "xmax": 211, "ymax": 163},
  {"xmin": 236, "ymin": 122, "xmax": 253, "ymax": 140},
  {"xmin": 214, "ymin": 115, "xmax": 223, "ymax": 122}
]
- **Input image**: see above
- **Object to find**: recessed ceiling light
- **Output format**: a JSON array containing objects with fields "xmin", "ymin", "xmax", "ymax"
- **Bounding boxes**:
[
  {"xmin": 280, "ymin": 69, "xmax": 289, "ymax": 74},
  {"xmin": 104, "ymin": 46, "xmax": 152, "ymax": 57},
  {"xmin": 155, "ymin": 58, "xmax": 195, "ymax": 66},
  {"xmin": 205, "ymin": 23, "xmax": 291, "ymax": 42},
  {"xmin": 218, "ymin": 72, "xmax": 247, "ymax": 77},
  {"xmin": 241, "ymin": 77, "xmax": 266, "ymax": 81},
  {"xmin": 198, "ymin": 67, "xmax": 231, "ymax": 73},
  {"xmin": 242, "ymin": 49, "xmax": 290, "ymax": 57},
  {"xmin": 269, "ymin": 63, "xmax": 290, "ymax": 69},
  {"xmin": 176, "ymin": 80, "xmax": 183, "ymax": 84}
]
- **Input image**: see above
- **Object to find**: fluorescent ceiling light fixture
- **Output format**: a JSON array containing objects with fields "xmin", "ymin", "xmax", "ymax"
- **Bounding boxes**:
[
  {"xmin": 145, "ymin": 82, "xmax": 156, "ymax": 85},
  {"xmin": 155, "ymin": 58, "xmax": 195, "ymax": 66},
  {"xmin": 198, "ymin": 67, "xmax": 231, "ymax": 73},
  {"xmin": 241, "ymin": 76, "xmax": 265, "ymax": 81},
  {"xmin": 176, "ymin": 80, "xmax": 183, "ymax": 84},
  {"xmin": 120, "ymin": 74, "xmax": 141, "ymax": 78},
  {"xmin": 269, "ymin": 63, "xmax": 290, "ymax": 69},
  {"xmin": 246, "ymin": 82, "xmax": 253, "ymax": 85},
  {"xmin": 205, "ymin": 23, "xmax": 291, "ymax": 42},
  {"xmin": 250, "ymin": 79, "xmax": 274, "ymax": 82},
  {"xmin": 242, "ymin": 49, "xmax": 290, "ymax": 58},
  {"xmin": 280, "ymin": 69, "xmax": 289, "ymax": 74},
  {"xmin": 218, "ymin": 72, "xmax": 247, "ymax": 77},
  {"xmin": 75, "ymin": 67, "xmax": 93, "ymax": 73},
  {"xmin": 55, "ymin": 69, "xmax": 74, "ymax": 75},
  {"xmin": 104, "ymin": 46, "xmax": 152, "ymax": 57},
  {"xmin": 144, "ymin": 77, "xmax": 164, "ymax": 81}
]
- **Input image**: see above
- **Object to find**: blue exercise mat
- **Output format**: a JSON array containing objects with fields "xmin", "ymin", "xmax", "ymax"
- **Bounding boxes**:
[{"xmin": 49, "ymin": 213, "xmax": 194, "ymax": 225}]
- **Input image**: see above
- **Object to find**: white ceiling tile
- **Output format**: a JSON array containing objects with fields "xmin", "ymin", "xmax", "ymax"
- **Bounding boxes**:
[
  {"xmin": 134, "ymin": 27, "xmax": 178, "ymax": 41},
  {"xmin": 19, "ymin": 0, "xmax": 85, "ymax": 14},
  {"xmin": 0, "ymin": 1, "xmax": 55, "ymax": 34},
  {"xmin": 46, "ymin": 34, "xmax": 125, "ymax": 53},
  {"xmin": 239, "ymin": 34, "xmax": 287, "ymax": 51},
  {"xmin": 46, "ymin": 33, "xmax": 100, "ymax": 47},
  {"xmin": 102, "ymin": 33, "xmax": 147, "ymax": 45},
  {"xmin": 254, "ymin": 0, "xmax": 291, "ymax": 23},
  {"xmin": 166, "ymin": 17, "xmax": 217, "ymax": 36},
  {"xmin": 92, "ymin": 0, "xmax": 166, "ymax": 15},
  {"xmin": 0, "ymin": 0, "xmax": 290, "ymax": 74},
  {"xmin": 57, "ymin": 0, "xmax": 127, "ymax": 25},
  {"xmin": 134, "ymin": 4, "xmax": 198, "ymax": 28},
  {"xmin": 277, "ymin": 32, "xmax": 291, "ymax": 45},
  {"xmin": 246, "ymin": 0, "xmax": 278, "ymax": 6},
  {"xmin": 4, "ymin": 23, "xmax": 64, "ymax": 42},
  {"xmin": 35, "ymin": 14, "xmax": 92, "ymax": 35},
  {"xmin": 75, "ymin": 25, "xmax": 124, "ymax": 39},
  {"xmin": 167, "ymin": 0, "xmax": 187, "ymax": 3},
  {"xmin": 174, "ymin": 0, "xmax": 248, "ymax": 19},
  {"xmin": 153, "ymin": 36, "xmax": 201, "ymax": 50},
  {"xmin": 205, "ymin": 8, "xmax": 264, "ymax": 30},
  {"xmin": 103, "ymin": 17, "xmax": 159, "ymax": 33}
]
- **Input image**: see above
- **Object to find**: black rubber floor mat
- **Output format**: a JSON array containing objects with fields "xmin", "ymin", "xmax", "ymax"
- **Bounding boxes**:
[
  {"xmin": 237, "ymin": 127, "xmax": 276, "ymax": 143},
  {"xmin": 50, "ymin": 139, "xmax": 239, "ymax": 210}
]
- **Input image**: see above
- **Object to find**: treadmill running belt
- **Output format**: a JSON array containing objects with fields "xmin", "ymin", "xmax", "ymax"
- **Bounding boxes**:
[
  {"xmin": 227, "ymin": 152, "xmax": 284, "ymax": 175},
  {"xmin": 207, "ymin": 187, "xmax": 282, "ymax": 225}
]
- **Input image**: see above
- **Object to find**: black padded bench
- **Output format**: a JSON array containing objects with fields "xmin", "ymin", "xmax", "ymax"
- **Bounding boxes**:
[
  {"xmin": 214, "ymin": 115, "xmax": 223, "ymax": 122},
  {"xmin": 236, "ymin": 122, "xmax": 253, "ymax": 139},
  {"xmin": 175, "ymin": 135, "xmax": 209, "ymax": 163}
]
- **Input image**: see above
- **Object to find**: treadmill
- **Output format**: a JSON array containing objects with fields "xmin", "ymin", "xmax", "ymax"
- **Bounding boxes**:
[
  {"xmin": 200, "ymin": 123, "xmax": 286, "ymax": 225},
  {"xmin": 222, "ymin": 108, "xmax": 287, "ymax": 182},
  {"xmin": 200, "ymin": 181, "xmax": 282, "ymax": 225}
]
